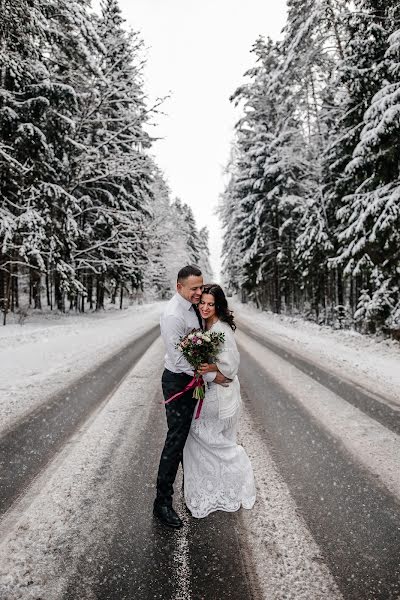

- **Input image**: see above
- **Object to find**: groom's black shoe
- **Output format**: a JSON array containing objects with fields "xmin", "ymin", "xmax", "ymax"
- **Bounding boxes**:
[{"xmin": 153, "ymin": 503, "xmax": 183, "ymax": 529}]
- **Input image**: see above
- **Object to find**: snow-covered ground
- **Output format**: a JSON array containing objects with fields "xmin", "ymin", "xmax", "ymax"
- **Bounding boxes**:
[
  {"xmin": 2, "ymin": 297, "xmax": 398, "ymax": 435},
  {"xmin": 0, "ymin": 302, "xmax": 163, "ymax": 433},
  {"xmin": 1, "ymin": 299, "xmax": 399, "ymax": 598},
  {"xmin": 0, "ymin": 338, "xmax": 343, "ymax": 600},
  {"xmin": 233, "ymin": 300, "xmax": 400, "ymax": 407},
  {"xmin": 237, "ymin": 329, "xmax": 400, "ymax": 500},
  {"xmin": 0, "ymin": 338, "xmax": 166, "ymax": 600}
]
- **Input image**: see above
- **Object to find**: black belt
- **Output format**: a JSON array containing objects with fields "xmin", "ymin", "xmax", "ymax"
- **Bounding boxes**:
[{"xmin": 164, "ymin": 368, "xmax": 192, "ymax": 378}]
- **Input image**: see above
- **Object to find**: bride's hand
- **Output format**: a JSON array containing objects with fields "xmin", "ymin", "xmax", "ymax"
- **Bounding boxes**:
[{"xmin": 198, "ymin": 362, "xmax": 218, "ymax": 374}]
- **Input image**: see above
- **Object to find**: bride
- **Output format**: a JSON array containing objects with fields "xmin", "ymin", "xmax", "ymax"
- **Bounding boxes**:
[{"xmin": 183, "ymin": 284, "xmax": 256, "ymax": 518}]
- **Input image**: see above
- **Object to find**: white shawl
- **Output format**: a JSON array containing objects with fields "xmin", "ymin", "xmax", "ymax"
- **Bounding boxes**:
[{"xmin": 211, "ymin": 320, "xmax": 241, "ymax": 420}]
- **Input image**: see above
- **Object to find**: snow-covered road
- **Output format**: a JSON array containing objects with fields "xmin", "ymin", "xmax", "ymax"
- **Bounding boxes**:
[
  {"xmin": 0, "ymin": 303, "xmax": 164, "ymax": 433},
  {"xmin": 1, "ymin": 303, "xmax": 399, "ymax": 599},
  {"xmin": 233, "ymin": 300, "xmax": 400, "ymax": 407}
]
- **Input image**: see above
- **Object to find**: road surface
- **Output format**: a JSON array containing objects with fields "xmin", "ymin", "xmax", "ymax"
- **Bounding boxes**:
[{"xmin": 0, "ymin": 322, "xmax": 399, "ymax": 599}]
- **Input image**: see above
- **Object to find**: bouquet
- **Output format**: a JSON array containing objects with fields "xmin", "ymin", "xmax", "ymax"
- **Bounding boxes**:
[
  {"xmin": 177, "ymin": 328, "xmax": 225, "ymax": 399},
  {"xmin": 164, "ymin": 328, "xmax": 225, "ymax": 419}
]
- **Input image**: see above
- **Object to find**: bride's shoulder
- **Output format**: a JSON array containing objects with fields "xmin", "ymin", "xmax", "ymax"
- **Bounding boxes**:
[{"xmin": 214, "ymin": 320, "xmax": 234, "ymax": 335}]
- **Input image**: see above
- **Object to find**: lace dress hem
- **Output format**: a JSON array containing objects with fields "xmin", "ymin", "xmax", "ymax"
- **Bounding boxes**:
[{"xmin": 186, "ymin": 495, "xmax": 256, "ymax": 519}]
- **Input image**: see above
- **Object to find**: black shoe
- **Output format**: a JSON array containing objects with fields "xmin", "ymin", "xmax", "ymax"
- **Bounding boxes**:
[{"xmin": 153, "ymin": 504, "xmax": 183, "ymax": 529}]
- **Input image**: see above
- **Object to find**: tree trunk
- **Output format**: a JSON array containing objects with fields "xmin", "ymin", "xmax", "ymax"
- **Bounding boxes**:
[
  {"xmin": 2, "ymin": 268, "xmax": 11, "ymax": 326},
  {"xmin": 46, "ymin": 272, "xmax": 51, "ymax": 307},
  {"xmin": 87, "ymin": 274, "xmax": 93, "ymax": 310},
  {"xmin": 32, "ymin": 269, "xmax": 42, "ymax": 309},
  {"xmin": 111, "ymin": 281, "xmax": 117, "ymax": 305},
  {"xmin": 54, "ymin": 271, "xmax": 63, "ymax": 311},
  {"xmin": 14, "ymin": 266, "xmax": 19, "ymax": 309},
  {"xmin": 10, "ymin": 261, "xmax": 15, "ymax": 313},
  {"xmin": 96, "ymin": 275, "xmax": 105, "ymax": 310},
  {"xmin": 0, "ymin": 254, "xmax": 5, "ymax": 313}
]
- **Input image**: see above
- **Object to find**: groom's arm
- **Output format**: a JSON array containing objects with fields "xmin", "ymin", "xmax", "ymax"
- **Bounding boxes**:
[
  {"xmin": 161, "ymin": 314, "xmax": 195, "ymax": 375},
  {"xmin": 161, "ymin": 314, "xmax": 219, "ymax": 381}
]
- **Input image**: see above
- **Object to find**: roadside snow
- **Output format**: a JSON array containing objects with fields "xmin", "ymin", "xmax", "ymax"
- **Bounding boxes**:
[
  {"xmin": 0, "ymin": 338, "xmax": 165, "ymax": 600},
  {"xmin": 237, "ymin": 329, "xmax": 400, "ymax": 502},
  {"xmin": 0, "ymin": 302, "xmax": 163, "ymax": 433},
  {"xmin": 0, "ymin": 336, "xmax": 344, "ymax": 600},
  {"xmin": 233, "ymin": 301, "xmax": 400, "ymax": 406}
]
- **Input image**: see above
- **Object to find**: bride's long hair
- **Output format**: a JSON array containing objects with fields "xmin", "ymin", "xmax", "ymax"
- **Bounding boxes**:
[{"xmin": 202, "ymin": 284, "xmax": 236, "ymax": 331}]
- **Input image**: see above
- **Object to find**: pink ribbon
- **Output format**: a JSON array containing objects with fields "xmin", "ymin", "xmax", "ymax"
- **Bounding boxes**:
[{"xmin": 164, "ymin": 375, "xmax": 205, "ymax": 419}]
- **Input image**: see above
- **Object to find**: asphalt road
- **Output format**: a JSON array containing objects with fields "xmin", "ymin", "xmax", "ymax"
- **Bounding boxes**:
[
  {"xmin": 238, "ymin": 341, "xmax": 400, "ymax": 600},
  {"xmin": 61, "ymin": 328, "xmax": 400, "ymax": 600},
  {"xmin": 237, "ymin": 319, "xmax": 400, "ymax": 435},
  {"xmin": 1, "ymin": 323, "xmax": 399, "ymax": 600},
  {"xmin": 62, "ymin": 386, "xmax": 257, "ymax": 600},
  {"xmin": 0, "ymin": 325, "xmax": 160, "ymax": 516}
]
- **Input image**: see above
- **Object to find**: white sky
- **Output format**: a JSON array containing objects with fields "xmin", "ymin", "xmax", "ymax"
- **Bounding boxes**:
[{"xmin": 95, "ymin": 0, "xmax": 288, "ymax": 280}]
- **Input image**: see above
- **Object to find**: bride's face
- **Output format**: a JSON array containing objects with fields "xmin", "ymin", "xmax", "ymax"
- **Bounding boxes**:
[{"xmin": 199, "ymin": 293, "xmax": 216, "ymax": 320}]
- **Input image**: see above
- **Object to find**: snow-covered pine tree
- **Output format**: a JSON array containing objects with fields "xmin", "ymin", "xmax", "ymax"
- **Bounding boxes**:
[
  {"xmin": 329, "ymin": 0, "xmax": 399, "ymax": 329},
  {"xmin": 142, "ymin": 166, "xmax": 173, "ymax": 298},
  {"xmin": 222, "ymin": 38, "xmax": 281, "ymax": 307},
  {"xmin": 21, "ymin": 0, "xmax": 104, "ymax": 312},
  {"xmin": 218, "ymin": 157, "xmax": 244, "ymax": 295},
  {"xmin": 334, "ymin": 16, "xmax": 400, "ymax": 327},
  {"xmin": 143, "ymin": 168, "xmax": 212, "ymax": 298},
  {"xmin": 197, "ymin": 227, "xmax": 213, "ymax": 284},
  {"xmin": 221, "ymin": 37, "xmax": 310, "ymax": 312},
  {"xmin": 353, "ymin": 287, "xmax": 372, "ymax": 332},
  {"xmin": 282, "ymin": 0, "xmax": 347, "ymax": 321},
  {"xmin": 73, "ymin": 0, "xmax": 154, "ymax": 310},
  {"xmin": 0, "ymin": 0, "xmax": 56, "ymax": 320}
]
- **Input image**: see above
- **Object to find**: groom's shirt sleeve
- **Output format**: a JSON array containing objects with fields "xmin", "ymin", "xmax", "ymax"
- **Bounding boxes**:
[
  {"xmin": 161, "ymin": 315, "xmax": 217, "ymax": 383},
  {"xmin": 161, "ymin": 311, "xmax": 216, "ymax": 382},
  {"xmin": 161, "ymin": 313, "xmax": 195, "ymax": 375}
]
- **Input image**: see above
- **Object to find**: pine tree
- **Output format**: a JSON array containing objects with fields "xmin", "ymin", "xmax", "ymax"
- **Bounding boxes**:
[
  {"xmin": 326, "ymin": 0, "xmax": 394, "ymax": 271},
  {"xmin": 197, "ymin": 227, "xmax": 213, "ymax": 283},
  {"xmin": 144, "ymin": 168, "xmax": 212, "ymax": 298},
  {"xmin": 337, "ymin": 22, "xmax": 400, "ymax": 278},
  {"xmin": 0, "ymin": 0, "xmax": 54, "ymax": 318},
  {"xmin": 143, "ymin": 167, "xmax": 172, "ymax": 298},
  {"xmin": 330, "ymin": 1, "xmax": 399, "ymax": 329},
  {"xmin": 72, "ymin": 0, "xmax": 154, "ymax": 309},
  {"xmin": 282, "ymin": 0, "xmax": 347, "ymax": 320},
  {"xmin": 222, "ymin": 37, "xmax": 311, "ymax": 311}
]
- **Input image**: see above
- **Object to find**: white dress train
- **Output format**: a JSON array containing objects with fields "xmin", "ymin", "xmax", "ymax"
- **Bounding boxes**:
[{"xmin": 183, "ymin": 321, "xmax": 256, "ymax": 519}]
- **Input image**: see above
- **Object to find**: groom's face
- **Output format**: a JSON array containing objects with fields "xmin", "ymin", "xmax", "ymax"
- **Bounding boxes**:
[{"xmin": 177, "ymin": 275, "xmax": 204, "ymax": 304}]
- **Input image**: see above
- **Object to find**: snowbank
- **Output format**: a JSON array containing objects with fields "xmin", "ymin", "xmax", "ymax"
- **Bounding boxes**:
[
  {"xmin": 0, "ymin": 302, "xmax": 164, "ymax": 433},
  {"xmin": 233, "ymin": 300, "xmax": 400, "ymax": 406}
]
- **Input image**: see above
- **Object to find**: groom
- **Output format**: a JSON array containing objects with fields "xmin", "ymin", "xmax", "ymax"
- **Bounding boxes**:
[{"xmin": 153, "ymin": 265, "xmax": 230, "ymax": 528}]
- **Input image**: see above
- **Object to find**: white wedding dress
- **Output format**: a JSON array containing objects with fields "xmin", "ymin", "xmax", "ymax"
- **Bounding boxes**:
[{"xmin": 183, "ymin": 320, "xmax": 256, "ymax": 519}]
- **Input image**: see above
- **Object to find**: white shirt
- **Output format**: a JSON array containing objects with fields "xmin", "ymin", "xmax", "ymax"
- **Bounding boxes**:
[{"xmin": 160, "ymin": 293, "xmax": 216, "ymax": 383}]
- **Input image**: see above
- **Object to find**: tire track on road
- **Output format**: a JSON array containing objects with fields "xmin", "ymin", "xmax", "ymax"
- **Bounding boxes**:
[
  {"xmin": 0, "ymin": 325, "xmax": 160, "ymax": 517},
  {"xmin": 237, "ymin": 338, "xmax": 400, "ymax": 599},
  {"xmin": 237, "ymin": 320, "xmax": 400, "ymax": 434},
  {"xmin": 72, "ymin": 385, "xmax": 257, "ymax": 600}
]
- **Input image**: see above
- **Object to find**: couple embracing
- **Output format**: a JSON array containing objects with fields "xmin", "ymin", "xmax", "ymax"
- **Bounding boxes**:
[{"xmin": 153, "ymin": 265, "xmax": 256, "ymax": 528}]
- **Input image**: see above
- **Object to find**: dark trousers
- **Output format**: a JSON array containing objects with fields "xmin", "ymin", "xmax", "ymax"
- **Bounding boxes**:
[{"xmin": 155, "ymin": 369, "xmax": 197, "ymax": 507}]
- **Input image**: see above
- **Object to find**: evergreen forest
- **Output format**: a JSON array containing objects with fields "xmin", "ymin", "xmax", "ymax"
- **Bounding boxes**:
[
  {"xmin": 0, "ymin": 0, "xmax": 212, "ymax": 324},
  {"xmin": 220, "ymin": 0, "xmax": 400, "ymax": 334}
]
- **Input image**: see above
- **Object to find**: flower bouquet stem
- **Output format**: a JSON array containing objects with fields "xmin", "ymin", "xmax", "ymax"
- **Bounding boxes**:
[{"xmin": 193, "ymin": 374, "xmax": 205, "ymax": 401}]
